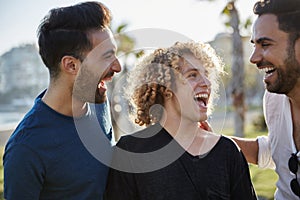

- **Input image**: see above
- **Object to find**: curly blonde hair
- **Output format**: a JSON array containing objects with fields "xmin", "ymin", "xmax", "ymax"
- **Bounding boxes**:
[{"xmin": 125, "ymin": 41, "xmax": 224, "ymax": 127}]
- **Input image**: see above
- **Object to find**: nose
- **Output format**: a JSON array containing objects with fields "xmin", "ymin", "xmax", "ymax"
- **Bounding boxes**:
[
  {"xmin": 199, "ymin": 75, "xmax": 211, "ymax": 88},
  {"xmin": 111, "ymin": 57, "xmax": 122, "ymax": 73},
  {"xmin": 250, "ymin": 47, "xmax": 262, "ymax": 65}
]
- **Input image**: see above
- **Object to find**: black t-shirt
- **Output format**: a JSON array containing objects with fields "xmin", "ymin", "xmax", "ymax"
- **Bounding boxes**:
[{"xmin": 104, "ymin": 123, "xmax": 257, "ymax": 200}]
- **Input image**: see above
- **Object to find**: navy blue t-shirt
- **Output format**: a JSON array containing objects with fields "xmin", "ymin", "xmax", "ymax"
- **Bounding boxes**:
[{"xmin": 3, "ymin": 91, "xmax": 114, "ymax": 200}]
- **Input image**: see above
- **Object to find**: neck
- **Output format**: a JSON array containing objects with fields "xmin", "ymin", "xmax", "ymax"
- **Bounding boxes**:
[
  {"xmin": 160, "ymin": 111, "xmax": 202, "ymax": 149},
  {"xmin": 160, "ymin": 109, "xmax": 220, "ymax": 156},
  {"xmin": 287, "ymin": 81, "xmax": 300, "ymax": 107},
  {"xmin": 42, "ymin": 81, "xmax": 87, "ymax": 117}
]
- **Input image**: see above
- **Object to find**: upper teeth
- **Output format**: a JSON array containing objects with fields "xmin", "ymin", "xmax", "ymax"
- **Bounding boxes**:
[
  {"xmin": 194, "ymin": 93, "xmax": 208, "ymax": 99},
  {"xmin": 260, "ymin": 67, "xmax": 275, "ymax": 73}
]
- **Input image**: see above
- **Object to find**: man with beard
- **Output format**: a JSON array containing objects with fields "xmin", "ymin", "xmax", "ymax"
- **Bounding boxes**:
[
  {"xmin": 230, "ymin": 0, "xmax": 300, "ymax": 199},
  {"xmin": 3, "ymin": 1, "xmax": 121, "ymax": 199}
]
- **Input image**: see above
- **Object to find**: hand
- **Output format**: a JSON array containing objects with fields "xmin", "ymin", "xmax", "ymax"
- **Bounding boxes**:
[{"xmin": 198, "ymin": 121, "xmax": 213, "ymax": 132}]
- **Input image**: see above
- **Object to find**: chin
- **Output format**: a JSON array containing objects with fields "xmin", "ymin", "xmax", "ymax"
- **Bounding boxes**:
[
  {"xmin": 198, "ymin": 115, "xmax": 208, "ymax": 122},
  {"xmin": 94, "ymin": 94, "xmax": 107, "ymax": 104}
]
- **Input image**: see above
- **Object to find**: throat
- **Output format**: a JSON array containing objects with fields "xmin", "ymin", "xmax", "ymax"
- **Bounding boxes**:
[{"xmin": 186, "ymin": 132, "xmax": 220, "ymax": 156}]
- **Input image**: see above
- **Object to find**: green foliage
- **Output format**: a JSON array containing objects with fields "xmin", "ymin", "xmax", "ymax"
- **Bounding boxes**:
[
  {"xmin": 252, "ymin": 114, "xmax": 267, "ymax": 132},
  {"xmin": 113, "ymin": 23, "xmax": 145, "ymax": 65},
  {"xmin": 250, "ymin": 165, "xmax": 277, "ymax": 200},
  {"xmin": 244, "ymin": 17, "xmax": 253, "ymax": 30}
]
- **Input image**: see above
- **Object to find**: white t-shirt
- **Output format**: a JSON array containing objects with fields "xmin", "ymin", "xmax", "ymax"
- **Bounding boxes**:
[{"xmin": 257, "ymin": 91, "xmax": 299, "ymax": 200}]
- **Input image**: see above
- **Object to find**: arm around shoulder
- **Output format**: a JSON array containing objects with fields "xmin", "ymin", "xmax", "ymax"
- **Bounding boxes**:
[{"xmin": 231, "ymin": 137, "xmax": 259, "ymax": 165}]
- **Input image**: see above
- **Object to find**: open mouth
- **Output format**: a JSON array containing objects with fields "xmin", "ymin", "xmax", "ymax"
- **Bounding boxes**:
[
  {"xmin": 259, "ymin": 67, "xmax": 276, "ymax": 74},
  {"xmin": 193, "ymin": 93, "xmax": 209, "ymax": 107},
  {"xmin": 97, "ymin": 71, "xmax": 114, "ymax": 92}
]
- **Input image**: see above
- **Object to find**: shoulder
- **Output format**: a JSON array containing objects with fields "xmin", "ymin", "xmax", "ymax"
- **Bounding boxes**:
[
  {"xmin": 217, "ymin": 135, "xmax": 242, "ymax": 152},
  {"xmin": 117, "ymin": 123, "xmax": 170, "ymax": 153},
  {"xmin": 5, "ymin": 99, "xmax": 70, "ymax": 151},
  {"xmin": 263, "ymin": 90, "xmax": 287, "ymax": 108},
  {"xmin": 6, "ymin": 110, "xmax": 39, "ymax": 148},
  {"xmin": 263, "ymin": 90, "xmax": 288, "ymax": 119}
]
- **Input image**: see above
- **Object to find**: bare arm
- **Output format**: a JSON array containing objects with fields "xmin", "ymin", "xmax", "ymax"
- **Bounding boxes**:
[
  {"xmin": 199, "ymin": 121, "xmax": 259, "ymax": 165},
  {"xmin": 231, "ymin": 137, "xmax": 258, "ymax": 165}
]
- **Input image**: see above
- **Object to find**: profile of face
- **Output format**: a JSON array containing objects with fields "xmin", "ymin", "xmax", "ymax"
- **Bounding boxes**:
[
  {"xmin": 167, "ymin": 53, "xmax": 211, "ymax": 123},
  {"xmin": 250, "ymin": 14, "xmax": 300, "ymax": 94},
  {"xmin": 73, "ymin": 29, "xmax": 121, "ymax": 103}
]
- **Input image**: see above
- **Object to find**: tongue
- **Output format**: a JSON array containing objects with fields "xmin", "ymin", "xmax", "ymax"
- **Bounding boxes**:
[
  {"xmin": 196, "ymin": 99, "xmax": 207, "ymax": 109},
  {"xmin": 98, "ymin": 81, "xmax": 107, "ymax": 93}
]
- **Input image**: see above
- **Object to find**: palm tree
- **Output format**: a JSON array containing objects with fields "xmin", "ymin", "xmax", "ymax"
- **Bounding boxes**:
[
  {"xmin": 224, "ymin": 2, "xmax": 245, "ymax": 137},
  {"xmin": 200, "ymin": 0, "xmax": 247, "ymax": 137}
]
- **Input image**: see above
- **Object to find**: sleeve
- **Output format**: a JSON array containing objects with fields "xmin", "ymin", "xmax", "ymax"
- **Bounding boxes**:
[
  {"xmin": 256, "ymin": 91, "xmax": 275, "ymax": 169},
  {"xmin": 229, "ymin": 143, "xmax": 258, "ymax": 200},
  {"xmin": 257, "ymin": 136, "xmax": 275, "ymax": 169},
  {"xmin": 3, "ymin": 144, "xmax": 45, "ymax": 200},
  {"xmin": 94, "ymin": 101, "xmax": 114, "ymax": 143}
]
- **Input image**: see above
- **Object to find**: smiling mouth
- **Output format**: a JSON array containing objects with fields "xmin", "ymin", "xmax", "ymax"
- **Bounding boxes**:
[
  {"xmin": 194, "ymin": 93, "xmax": 209, "ymax": 106},
  {"xmin": 97, "ymin": 71, "xmax": 115, "ymax": 91},
  {"xmin": 259, "ymin": 67, "xmax": 276, "ymax": 74}
]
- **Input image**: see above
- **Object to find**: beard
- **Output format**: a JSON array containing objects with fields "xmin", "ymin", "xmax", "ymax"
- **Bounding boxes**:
[
  {"xmin": 73, "ymin": 66, "xmax": 107, "ymax": 104},
  {"xmin": 266, "ymin": 47, "xmax": 300, "ymax": 94}
]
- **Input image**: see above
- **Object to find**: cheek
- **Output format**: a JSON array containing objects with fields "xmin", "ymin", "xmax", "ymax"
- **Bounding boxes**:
[{"xmin": 295, "ymin": 38, "xmax": 300, "ymax": 64}]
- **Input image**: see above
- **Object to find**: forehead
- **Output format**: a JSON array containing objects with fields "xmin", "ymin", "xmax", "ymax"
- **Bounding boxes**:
[
  {"xmin": 251, "ymin": 14, "xmax": 288, "ymax": 42},
  {"xmin": 89, "ymin": 28, "xmax": 116, "ymax": 49},
  {"xmin": 181, "ymin": 53, "xmax": 204, "ymax": 72},
  {"xmin": 83, "ymin": 29, "xmax": 117, "ymax": 63},
  {"xmin": 85, "ymin": 29, "xmax": 117, "ymax": 58}
]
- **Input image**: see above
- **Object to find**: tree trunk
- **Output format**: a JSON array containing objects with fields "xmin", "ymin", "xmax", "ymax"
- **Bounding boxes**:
[{"xmin": 229, "ymin": 2, "xmax": 245, "ymax": 137}]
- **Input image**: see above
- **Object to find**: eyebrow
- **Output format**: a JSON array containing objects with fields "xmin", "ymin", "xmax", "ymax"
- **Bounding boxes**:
[{"xmin": 250, "ymin": 37, "xmax": 275, "ymax": 44}]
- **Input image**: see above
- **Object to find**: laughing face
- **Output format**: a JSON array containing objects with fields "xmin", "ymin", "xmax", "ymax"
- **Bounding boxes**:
[
  {"xmin": 250, "ymin": 14, "xmax": 300, "ymax": 94},
  {"xmin": 170, "ymin": 54, "xmax": 211, "ymax": 123},
  {"xmin": 73, "ymin": 29, "xmax": 121, "ymax": 103}
]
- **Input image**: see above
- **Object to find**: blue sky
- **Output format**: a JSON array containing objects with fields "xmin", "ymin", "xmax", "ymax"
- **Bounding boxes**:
[{"xmin": 0, "ymin": 0, "xmax": 256, "ymax": 55}]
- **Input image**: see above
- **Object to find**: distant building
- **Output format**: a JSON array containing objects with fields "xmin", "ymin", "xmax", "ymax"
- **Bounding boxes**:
[
  {"xmin": 209, "ymin": 33, "xmax": 265, "ymax": 107},
  {"xmin": 0, "ymin": 44, "xmax": 48, "ymax": 105}
]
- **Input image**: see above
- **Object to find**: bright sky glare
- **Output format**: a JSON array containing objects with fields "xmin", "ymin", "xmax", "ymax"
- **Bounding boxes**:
[{"xmin": 0, "ymin": 0, "xmax": 256, "ymax": 55}]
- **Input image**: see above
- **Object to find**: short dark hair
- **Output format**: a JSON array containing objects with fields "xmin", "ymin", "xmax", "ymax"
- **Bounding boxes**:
[
  {"xmin": 253, "ymin": 0, "xmax": 300, "ymax": 33},
  {"xmin": 37, "ymin": 1, "xmax": 112, "ymax": 79}
]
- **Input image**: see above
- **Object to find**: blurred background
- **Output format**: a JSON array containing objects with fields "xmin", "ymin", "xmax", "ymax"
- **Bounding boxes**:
[{"xmin": 0, "ymin": 0, "xmax": 275, "ymax": 199}]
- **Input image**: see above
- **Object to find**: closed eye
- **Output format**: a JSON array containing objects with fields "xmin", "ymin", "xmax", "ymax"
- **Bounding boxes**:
[
  {"xmin": 261, "ymin": 42, "xmax": 271, "ymax": 47},
  {"xmin": 187, "ymin": 72, "xmax": 198, "ymax": 78},
  {"xmin": 102, "ymin": 49, "xmax": 116, "ymax": 59}
]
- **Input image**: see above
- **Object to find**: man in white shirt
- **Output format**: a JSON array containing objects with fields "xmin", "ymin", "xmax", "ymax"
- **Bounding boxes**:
[{"xmin": 231, "ymin": 0, "xmax": 300, "ymax": 199}]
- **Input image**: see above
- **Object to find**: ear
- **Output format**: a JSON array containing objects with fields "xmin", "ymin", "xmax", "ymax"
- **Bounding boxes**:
[
  {"xmin": 61, "ymin": 55, "xmax": 80, "ymax": 75},
  {"xmin": 164, "ymin": 88, "xmax": 173, "ymax": 99}
]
